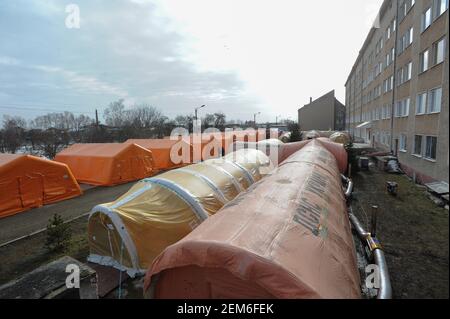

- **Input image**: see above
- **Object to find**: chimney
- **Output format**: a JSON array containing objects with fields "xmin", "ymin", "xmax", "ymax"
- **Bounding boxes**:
[{"xmin": 310, "ymin": 97, "xmax": 313, "ymax": 103}]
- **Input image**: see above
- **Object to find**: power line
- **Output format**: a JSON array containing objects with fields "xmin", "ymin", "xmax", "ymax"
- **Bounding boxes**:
[{"xmin": 0, "ymin": 105, "xmax": 100, "ymax": 115}]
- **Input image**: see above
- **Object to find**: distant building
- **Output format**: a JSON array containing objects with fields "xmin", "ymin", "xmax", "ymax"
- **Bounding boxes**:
[
  {"xmin": 298, "ymin": 90, "xmax": 346, "ymax": 131},
  {"xmin": 345, "ymin": 0, "xmax": 449, "ymax": 184}
]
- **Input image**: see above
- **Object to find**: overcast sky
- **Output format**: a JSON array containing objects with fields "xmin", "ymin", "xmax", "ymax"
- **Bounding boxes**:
[{"xmin": 0, "ymin": 0, "xmax": 383, "ymax": 123}]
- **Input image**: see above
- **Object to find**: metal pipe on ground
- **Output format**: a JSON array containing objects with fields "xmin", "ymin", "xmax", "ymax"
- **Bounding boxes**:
[
  {"xmin": 341, "ymin": 175, "xmax": 354, "ymax": 199},
  {"xmin": 349, "ymin": 212, "xmax": 392, "ymax": 299}
]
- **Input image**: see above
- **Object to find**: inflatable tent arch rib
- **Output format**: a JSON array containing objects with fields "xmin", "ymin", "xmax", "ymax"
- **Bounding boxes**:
[
  {"xmin": 54, "ymin": 143, "xmax": 155, "ymax": 186},
  {"xmin": 0, "ymin": 154, "xmax": 82, "ymax": 218},
  {"xmin": 87, "ymin": 149, "xmax": 274, "ymax": 275},
  {"xmin": 144, "ymin": 139, "xmax": 360, "ymax": 299}
]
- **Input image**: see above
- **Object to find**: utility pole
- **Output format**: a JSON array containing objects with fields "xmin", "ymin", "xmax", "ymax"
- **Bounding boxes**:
[
  {"xmin": 253, "ymin": 112, "xmax": 261, "ymax": 129},
  {"xmin": 195, "ymin": 105, "xmax": 206, "ymax": 121},
  {"xmin": 276, "ymin": 115, "xmax": 281, "ymax": 125},
  {"xmin": 95, "ymin": 109, "xmax": 99, "ymax": 127}
]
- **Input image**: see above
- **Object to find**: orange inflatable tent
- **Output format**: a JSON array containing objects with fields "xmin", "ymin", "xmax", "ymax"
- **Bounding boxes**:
[
  {"xmin": 0, "ymin": 154, "xmax": 82, "ymax": 219},
  {"xmin": 125, "ymin": 139, "xmax": 192, "ymax": 171},
  {"xmin": 54, "ymin": 143, "xmax": 154, "ymax": 186},
  {"xmin": 193, "ymin": 130, "xmax": 265, "ymax": 161},
  {"xmin": 144, "ymin": 139, "xmax": 360, "ymax": 299}
]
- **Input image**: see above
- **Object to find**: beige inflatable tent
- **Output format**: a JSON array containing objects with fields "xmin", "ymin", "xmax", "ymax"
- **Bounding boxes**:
[
  {"xmin": 87, "ymin": 149, "xmax": 273, "ymax": 275},
  {"xmin": 144, "ymin": 139, "xmax": 360, "ymax": 299}
]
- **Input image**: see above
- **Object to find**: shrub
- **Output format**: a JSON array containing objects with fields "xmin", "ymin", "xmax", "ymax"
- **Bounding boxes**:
[{"xmin": 45, "ymin": 214, "xmax": 71, "ymax": 252}]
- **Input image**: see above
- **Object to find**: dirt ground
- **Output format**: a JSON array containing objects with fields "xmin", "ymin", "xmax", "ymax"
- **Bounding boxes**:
[
  {"xmin": 351, "ymin": 165, "xmax": 449, "ymax": 299},
  {"xmin": 0, "ymin": 216, "xmax": 89, "ymax": 286}
]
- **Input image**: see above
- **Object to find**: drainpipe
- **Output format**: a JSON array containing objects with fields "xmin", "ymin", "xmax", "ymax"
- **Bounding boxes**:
[{"xmin": 390, "ymin": 0, "xmax": 400, "ymax": 153}]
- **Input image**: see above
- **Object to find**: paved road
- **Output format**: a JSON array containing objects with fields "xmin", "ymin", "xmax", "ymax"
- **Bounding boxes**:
[{"xmin": 0, "ymin": 182, "xmax": 135, "ymax": 245}]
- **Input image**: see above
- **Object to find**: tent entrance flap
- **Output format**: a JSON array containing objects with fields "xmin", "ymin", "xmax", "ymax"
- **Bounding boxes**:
[{"xmin": 19, "ymin": 175, "xmax": 44, "ymax": 208}]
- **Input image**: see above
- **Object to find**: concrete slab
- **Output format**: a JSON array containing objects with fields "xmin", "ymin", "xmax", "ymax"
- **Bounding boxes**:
[
  {"xmin": 425, "ymin": 182, "xmax": 449, "ymax": 195},
  {"xmin": 87, "ymin": 263, "xmax": 128, "ymax": 298},
  {"xmin": 0, "ymin": 256, "xmax": 97, "ymax": 299}
]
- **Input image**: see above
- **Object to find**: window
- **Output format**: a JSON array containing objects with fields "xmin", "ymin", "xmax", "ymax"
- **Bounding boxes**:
[
  {"xmin": 416, "ymin": 93, "xmax": 427, "ymax": 114},
  {"xmin": 384, "ymin": 76, "xmax": 394, "ymax": 93},
  {"xmin": 434, "ymin": 0, "xmax": 449, "ymax": 18},
  {"xmin": 419, "ymin": 49, "xmax": 429, "ymax": 73},
  {"xmin": 408, "ymin": 27, "xmax": 414, "ymax": 46},
  {"xmin": 413, "ymin": 135, "xmax": 423, "ymax": 156},
  {"xmin": 404, "ymin": 98, "xmax": 410, "ymax": 116},
  {"xmin": 433, "ymin": 38, "xmax": 446, "ymax": 65},
  {"xmin": 425, "ymin": 136, "xmax": 437, "ymax": 160},
  {"xmin": 396, "ymin": 98, "xmax": 410, "ymax": 117},
  {"xmin": 428, "ymin": 87, "xmax": 442, "ymax": 113},
  {"xmin": 397, "ymin": 68, "xmax": 404, "ymax": 85},
  {"xmin": 405, "ymin": 62, "xmax": 412, "ymax": 81},
  {"xmin": 399, "ymin": 27, "xmax": 414, "ymax": 54},
  {"xmin": 395, "ymin": 101, "xmax": 401, "ymax": 117},
  {"xmin": 383, "ymin": 105, "xmax": 390, "ymax": 119},
  {"xmin": 375, "ymin": 38, "xmax": 384, "ymax": 55},
  {"xmin": 400, "ymin": 134, "xmax": 407, "ymax": 152},
  {"xmin": 386, "ymin": 26, "xmax": 391, "ymax": 40},
  {"xmin": 399, "ymin": 2, "xmax": 407, "ymax": 21},
  {"xmin": 422, "ymin": 7, "xmax": 432, "ymax": 31}
]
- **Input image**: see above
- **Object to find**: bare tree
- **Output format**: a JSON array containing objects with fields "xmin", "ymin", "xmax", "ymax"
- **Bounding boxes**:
[
  {"xmin": 103, "ymin": 99, "xmax": 127, "ymax": 127},
  {"xmin": 128, "ymin": 105, "xmax": 163, "ymax": 129},
  {"xmin": 202, "ymin": 113, "xmax": 216, "ymax": 130},
  {"xmin": 33, "ymin": 128, "xmax": 70, "ymax": 159},
  {"xmin": 214, "ymin": 112, "xmax": 226, "ymax": 131},
  {"xmin": 2, "ymin": 115, "xmax": 26, "ymax": 153},
  {"xmin": 175, "ymin": 115, "xmax": 194, "ymax": 132}
]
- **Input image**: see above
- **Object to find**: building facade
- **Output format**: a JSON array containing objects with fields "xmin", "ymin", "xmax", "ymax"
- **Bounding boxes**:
[
  {"xmin": 345, "ymin": 0, "xmax": 449, "ymax": 184},
  {"xmin": 298, "ymin": 90, "xmax": 346, "ymax": 131}
]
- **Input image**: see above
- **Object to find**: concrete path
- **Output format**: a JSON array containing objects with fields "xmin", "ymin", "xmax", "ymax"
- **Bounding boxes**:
[{"xmin": 0, "ymin": 182, "xmax": 135, "ymax": 245}]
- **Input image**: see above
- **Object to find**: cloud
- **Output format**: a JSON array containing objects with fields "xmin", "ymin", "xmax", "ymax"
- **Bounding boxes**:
[
  {"xmin": 1, "ymin": 0, "xmax": 384, "ymax": 122},
  {"xmin": 32, "ymin": 64, "xmax": 129, "ymax": 97},
  {"xmin": 0, "ymin": 0, "xmax": 258, "ymax": 120},
  {"xmin": 0, "ymin": 56, "xmax": 21, "ymax": 66},
  {"xmin": 1, "ymin": 56, "xmax": 129, "ymax": 97}
]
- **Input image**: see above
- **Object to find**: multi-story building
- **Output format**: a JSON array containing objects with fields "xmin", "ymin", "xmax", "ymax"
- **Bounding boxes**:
[
  {"xmin": 298, "ymin": 90, "xmax": 346, "ymax": 131},
  {"xmin": 345, "ymin": 0, "xmax": 449, "ymax": 184}
]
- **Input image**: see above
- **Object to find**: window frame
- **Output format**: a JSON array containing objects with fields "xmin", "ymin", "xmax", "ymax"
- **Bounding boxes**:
[
  {"xmin": 428, "ymin": 87, "xmax": 443, "ymax": 114},
  {"xmin": 416, "ymin": 92, "xmax": 427, "ymax": 115},
  {"xmin": 419, "ymin": 49, "xmax": 430, "ymax": 73},
  {"xmin": 399, "ymin": 134, "xmax": 408, "ymax": 152},
  {"xmin": 421, "ymin": 7, "xmax": 432, "ymax": 32},
  {"xmin": 424, "ymin": 135, "xmax": 438, "ymax": 161},
  {"xmin": 413, "ymin": 135, "xmax": 424, "ymax": 157},
  {"xmin": 433, "ymin": 37, "xmax": 446, "ymax": 65}
]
